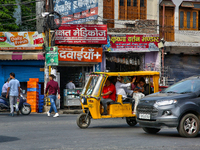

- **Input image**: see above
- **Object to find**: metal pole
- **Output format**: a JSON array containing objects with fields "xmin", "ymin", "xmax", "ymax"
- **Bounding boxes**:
[{"xmin": 162, "ymin": 4, "xmax": 165, "ymax": 76}]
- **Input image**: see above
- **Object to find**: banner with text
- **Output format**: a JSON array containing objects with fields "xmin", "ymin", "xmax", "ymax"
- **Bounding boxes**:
[
  {"xmin": 58, "ymin": 46, "xmax": 102, "ymax": 62},
  {"xmin": 108, "ymin": 34, "xmax": 160, "ymax": 52},
  {"xmin": 54, "ymin": 0, "xmax": 98, "ymax": 24},
  {"xmin": 55, "ymin": 24, "xmax": 107, "ymax": 44},
  {"xmin": 0, "ymin": 32, "xmax": 44, "ymax": 50}
]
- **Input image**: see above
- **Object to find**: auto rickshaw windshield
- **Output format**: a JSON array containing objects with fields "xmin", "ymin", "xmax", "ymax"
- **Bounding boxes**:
[{"xmin": 82, "ymin": 75, "xmax": 105, "ymax": 97}]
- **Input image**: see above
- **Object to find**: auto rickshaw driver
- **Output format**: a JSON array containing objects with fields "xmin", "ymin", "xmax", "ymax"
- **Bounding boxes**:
[{"xmin": 101, "ymin": 77, "xmax": 116, "ymax": 115}]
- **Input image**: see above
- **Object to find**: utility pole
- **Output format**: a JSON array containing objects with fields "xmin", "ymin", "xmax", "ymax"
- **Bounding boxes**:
[{"xmin": 162, "ymin": 4, "xmax": 165, "ymax": 80}]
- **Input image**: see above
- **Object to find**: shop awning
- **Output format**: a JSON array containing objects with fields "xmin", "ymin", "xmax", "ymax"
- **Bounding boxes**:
[
  {"xmin": 160, "ymin": 1, "xmax": 176, "ymax": 7},
  {"xmin": 180, "ymin": 2, "xmax": 194, "ymax": 8},
  {"xmin": 0, "ymin": 52, "xmax": 44, "ymax": 60}
]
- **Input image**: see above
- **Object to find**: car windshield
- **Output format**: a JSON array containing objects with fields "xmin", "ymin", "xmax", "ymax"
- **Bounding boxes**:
[
  {"xmin": 82, "ymin": 75, "xmax": 104, "ymax": 97},
  {"xmin": 162, "ymin": 79, "xmax": 200, "ymax": 94}
]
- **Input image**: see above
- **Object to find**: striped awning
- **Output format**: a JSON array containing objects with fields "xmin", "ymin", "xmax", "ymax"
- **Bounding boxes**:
[{"xmin": 0, "ymin": 52, "xmax": 45, "ymax": 60}]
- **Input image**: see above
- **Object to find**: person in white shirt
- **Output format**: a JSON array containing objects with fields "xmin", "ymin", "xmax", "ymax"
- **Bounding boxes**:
[
  {"xmin": 66, "ymin": 80, "xmax": 76, "ymax": 89},
  {"xmin": 115, "ymin": 77, "xmax": 136, "ymax": 99}
]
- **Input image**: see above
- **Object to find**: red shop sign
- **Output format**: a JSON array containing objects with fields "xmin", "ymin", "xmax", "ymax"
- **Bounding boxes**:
[
  {"xmin": 55, "ymin": 24, "xmax": 107, "ymax": 45},
  {"xmin": 58, "ymin": 46, "xmax": 102, "ymax": 62}
]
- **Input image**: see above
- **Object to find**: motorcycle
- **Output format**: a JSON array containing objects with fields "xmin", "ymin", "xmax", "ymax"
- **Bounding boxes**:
[{"xmin": 0, "ymin": 89, "xmax": 31, "ymax": 115}]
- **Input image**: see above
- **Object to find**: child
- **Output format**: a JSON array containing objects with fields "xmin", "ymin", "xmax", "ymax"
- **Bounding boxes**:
[{"xmin": 135, "ymin": 82, "xmax": 142, "ymax": 90}]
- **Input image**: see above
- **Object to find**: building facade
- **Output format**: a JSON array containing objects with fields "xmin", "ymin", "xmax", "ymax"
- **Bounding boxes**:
[
  {"xmin": 99, "ymin": 0, "xmax": 161, "ymax": 72},
  {"xmin": 160, "ymin": 0, "xmax": 200, "ymax": 84}
]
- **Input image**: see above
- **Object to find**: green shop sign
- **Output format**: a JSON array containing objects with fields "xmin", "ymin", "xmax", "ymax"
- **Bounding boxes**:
[{"xmin": 45, "ymin": 47, "xmax": 59, "ymax": 66}]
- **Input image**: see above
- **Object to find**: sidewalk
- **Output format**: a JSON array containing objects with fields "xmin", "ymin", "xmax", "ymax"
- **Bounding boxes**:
[{"xmin": 59, "ymin": 109, "xmax": 83, "ymax": 114}]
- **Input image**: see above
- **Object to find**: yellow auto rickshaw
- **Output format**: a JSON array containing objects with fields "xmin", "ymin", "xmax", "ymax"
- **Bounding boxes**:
[{"xmin": 77, "ymin": 71, "xmax": 160, "ymax": 128}]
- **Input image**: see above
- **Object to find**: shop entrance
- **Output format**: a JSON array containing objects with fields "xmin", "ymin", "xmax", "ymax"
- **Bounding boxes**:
[
  {"xmin": 105, "ymin": 52, "xmax": 143, "ymax": 72},
  {"xmin": 57, "ymin": 66, "xmax": 93, "ymax": 108}
]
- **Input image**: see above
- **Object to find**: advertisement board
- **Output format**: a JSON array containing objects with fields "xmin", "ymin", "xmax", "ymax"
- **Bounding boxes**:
[
  {"xmin": 0, "ymin": 32, "xmax": 44, "ymax": 50},
  {"xmin": 58, "ymin": 46, "xmax": 102, "ymax": 62},
  {"xmin": 46, "ymin": 47, "xmax": 59, "ymax": 66},
  {"xmin": 54, "ymin": 0, "xmax": 98, "ymax": 24},
  {"xmin": 55, "ymin": 24, "xmax": 107, "ymax": 44},
  {"xmin": 105, "ymin": 34, "xmax": 160, "ymax": 52}
]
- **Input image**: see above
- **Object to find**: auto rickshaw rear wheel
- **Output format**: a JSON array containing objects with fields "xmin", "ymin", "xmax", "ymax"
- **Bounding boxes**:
[
  {"xmin": 77, "ymin": 113, "xmax": 91, "ymax": 129},
  {"xmin": 126, "ymin": 117, "xmax": 137, "ymax": 126}
]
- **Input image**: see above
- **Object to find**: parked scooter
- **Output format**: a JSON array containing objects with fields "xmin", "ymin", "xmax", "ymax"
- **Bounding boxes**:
[{"xmin": 0, "ymin": 89, "xmax": 31, "ymax": 115}]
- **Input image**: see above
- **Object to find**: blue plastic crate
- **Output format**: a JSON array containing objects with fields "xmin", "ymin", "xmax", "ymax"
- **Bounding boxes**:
[
  {"xmin": 38, "ymin": 109, "xmax": 43, "ymax": 113},
  {"xmin": 39, "ymin": 99, "xmax": 44, "ymax": 103},
  {"xmin": 39, "ymin": 95, "xmax": 44, "ymax": 99},
  {"xmin": 27, "ymin": 88, "xmax": 37, "ymax": 92},
  {"xmin": 38, "ymin": 106, "xmax": 43, "ymax": 109},
  {"xmin": 38, "ymin": 103, "xmax": 44, "ymax": 106}
]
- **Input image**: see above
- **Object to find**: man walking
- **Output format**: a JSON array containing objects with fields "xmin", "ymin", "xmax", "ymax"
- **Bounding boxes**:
[
  {"xmin": 6, "ymin": 73, "xmax": 20, "ymax": 116},
  {"xmin": 45, "ymin": 74, "xmax": 60, "ymax": 117}
]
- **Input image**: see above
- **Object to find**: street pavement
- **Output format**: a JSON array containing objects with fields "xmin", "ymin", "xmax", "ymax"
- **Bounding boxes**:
[{"xmin": 0, "ymin": 113, "xmax": 200, "ymax": 150}]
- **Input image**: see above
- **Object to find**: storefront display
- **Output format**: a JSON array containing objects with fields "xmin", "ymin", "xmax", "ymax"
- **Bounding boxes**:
[
  {"xmin": 63, "ymin": 89, "xmax": 82, "ymax": 107},
  {"xmin": 103, "ymin": 34, "xmax": 160, "ymax": 72}
]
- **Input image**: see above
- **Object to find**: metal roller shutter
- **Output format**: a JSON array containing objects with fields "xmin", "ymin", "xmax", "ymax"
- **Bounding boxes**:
[{"xmin": 165, "ymin": 54, "xmax": 200, "ymax": 82}]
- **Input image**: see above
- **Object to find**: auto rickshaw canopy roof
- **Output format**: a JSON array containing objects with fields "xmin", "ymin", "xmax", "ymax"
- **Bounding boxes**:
[{"xmin": 93, "ymin": 71, "xmax": 160, "ymax": 77}]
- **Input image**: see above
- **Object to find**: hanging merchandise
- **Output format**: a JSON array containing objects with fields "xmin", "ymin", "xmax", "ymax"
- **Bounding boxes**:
[
  {"xmin": 134, "ymin": 57, "xmax": 138, "ymax": 66},
  {"xmin": 129, "ymin": 58, "xmax": 133, "ymax": 65},
  {"xmin": 138, "ymin": 58, "xmax": 140, "ymax": 65},
  {"xmin": 117, "ymin": 57, "xmax": 120, "ymax": 63},
  {"xmin": 126, "ymin": 58, "xmax": 129, "ymax": 65},
  {"xmin": 46, "ymin": 47, "xmax": 59, "ymax": 66}
]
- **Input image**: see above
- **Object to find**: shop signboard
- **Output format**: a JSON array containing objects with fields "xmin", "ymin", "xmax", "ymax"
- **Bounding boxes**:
[
  {"xmin": 54, "ymin": 0, "xmax": 98, "ymax": 24},
  {"xmin": 55, "ymin": 24, "xmax": 107, "ymax": 44},
  {"xmin": 104, "ymin": 34, "xmax": 160, "ymax": 52},
  {"xmin": 46, "ymin": 47, "xmax": 59, "ymax": 66},
  {"xmin": 58, "ymin": 46, "xmax": 102, "ymax": 62},
  {"xmin": 0, "ymin": 32, "xmax": 45, "ymax": 50}
]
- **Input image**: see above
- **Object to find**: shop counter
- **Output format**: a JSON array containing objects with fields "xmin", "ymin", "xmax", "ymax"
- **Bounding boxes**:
[{"xmin": 63, "ymin": 89, "xmax": 82, "ymax": 107}]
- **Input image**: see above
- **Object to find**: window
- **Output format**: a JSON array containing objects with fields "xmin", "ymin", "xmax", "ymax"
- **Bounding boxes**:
[
  {"xmin": 193, "ymin": 12, "xmax": 197, "ymax": 29},
  {"xmin": 140, "ymin": 0, "xmax": 144, "ymax": 7},
  {"xmin": 187, "ymin": 12, "xmax": 191, "ymax": 28},
  {"xmin": 120, "ymin": 0, "xmax": 124, "ymax": 6},
  {"xmin": 127, "ymin": 0, "xmax": 131, "ymax": 6},
  {"xmin": 133, "ymin": 0, "xmax": 137, "ymax": 6},
  {"xmin": 180, "ymin": 11, "xmax": 184, "ymax": 28},
  {"xmin": 119, "ymin": 0, "xmax": 147, "ymax": 20},
  {"xmin": 179, "ymin": 9, "xmax": 198, "ymax": 30}
]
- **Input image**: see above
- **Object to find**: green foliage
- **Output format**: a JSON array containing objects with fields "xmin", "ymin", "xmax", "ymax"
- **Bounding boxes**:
[
  {"xmin": 0, "ymin": 0, "xmax": 19, "ymax": 31},
  {"xmin": 19, "ymin": 0, "xmax": 36, "ymax": 31},
  {"xmin": 0, "ymin": 0, "xmax": 36, "ymax": 31}
]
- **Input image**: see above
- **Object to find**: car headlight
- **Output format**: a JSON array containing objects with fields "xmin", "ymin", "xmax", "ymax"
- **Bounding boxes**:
[{"xmin": 154, "ymin": 100, "xmax": 177, "ymax": 107}]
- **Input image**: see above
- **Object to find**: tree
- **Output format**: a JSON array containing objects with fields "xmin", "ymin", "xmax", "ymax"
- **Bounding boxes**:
[
  {"xmin": 0, "ymin": 0, "xmax": 19, "ymax": 31},
  {"xmin": 20, "ymin": 0, "xmax": 36, "ymax": 31}
]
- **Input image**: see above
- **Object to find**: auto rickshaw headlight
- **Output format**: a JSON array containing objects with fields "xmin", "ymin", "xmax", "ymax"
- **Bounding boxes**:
[{"xmin": 81, "ymin": 98, "xmax": 85, "ymax": 104}]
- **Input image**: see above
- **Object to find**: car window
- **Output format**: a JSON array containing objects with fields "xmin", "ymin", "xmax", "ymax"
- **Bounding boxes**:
[{"xmin": 162, "ymin": 79, "xmax": 200, "ymax": 94}]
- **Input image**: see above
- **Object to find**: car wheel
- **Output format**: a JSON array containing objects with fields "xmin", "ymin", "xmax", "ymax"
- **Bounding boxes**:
[
  {"xmin": 178, "ymin": 113, "xmax": 199, "ymax": 138},
  {"xmin": 143, "ymin": 127, "xmax": 161, "ymax": 134},
  {"xmin": 76, "ymin": 113, "xmax": 91, "ymax": 129},
  {"xmin": 126, "ymin": 117, "xmax": 137, "ymax": 126}
]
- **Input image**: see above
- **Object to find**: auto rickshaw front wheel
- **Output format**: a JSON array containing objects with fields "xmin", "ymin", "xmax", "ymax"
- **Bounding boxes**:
[
  {"xmin": 126, "ymin": 117, "xmax": 137, "ymax": 126},
  {"xmin": 77, "ymin": 113, "xmax": 91, "ymax": 129}
]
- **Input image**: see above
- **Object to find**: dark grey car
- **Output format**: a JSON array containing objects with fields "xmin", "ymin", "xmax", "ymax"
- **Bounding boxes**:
[{"xmin": 136, "ymin": 76, "xmax": 200, "ymax": 138}]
